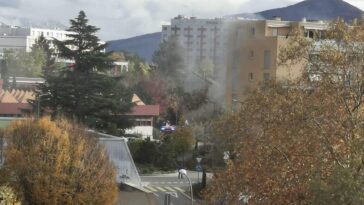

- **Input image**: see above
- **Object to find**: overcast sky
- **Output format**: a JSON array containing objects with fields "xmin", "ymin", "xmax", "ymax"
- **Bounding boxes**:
[{"xmin": 0, "ymin": 0, "xmax": 363, "ymax": 41}]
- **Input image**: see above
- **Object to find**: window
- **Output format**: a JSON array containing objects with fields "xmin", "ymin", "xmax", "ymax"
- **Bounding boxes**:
[
  {"xmin": 251, "ymin": 27, "xmax": 255, "ymax": 35},
  {"xmin": 264, "ymin": 73, "xmax": 270, "ymax": 81},
  {"xmin": 134, "ymin": 120, "xmax": 152, "ymax": 126},
  {"xmin": 250, "ymin": 50, "xmax": 254, "ymax": 58},
  {"xmin": 264, "ymin": 50, "xmax": 271, "ymax": 69},
  {"xmin": 249, "ymin": 73, "xmax": 253, "ymax": 80},
  {"xmin": 272, "ymin": 28, "xmax": 278, "ymax": 36}
]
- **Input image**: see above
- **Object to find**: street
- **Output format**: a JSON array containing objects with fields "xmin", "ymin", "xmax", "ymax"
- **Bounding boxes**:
[{"xmin": 141, "ymin": 171, "xmax": 207, "ymax": 205}]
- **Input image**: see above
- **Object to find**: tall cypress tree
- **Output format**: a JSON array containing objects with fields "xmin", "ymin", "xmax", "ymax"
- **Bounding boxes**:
[{"xmin": 38, "ymin": 11, "xmax": 132, "ymax": 134}]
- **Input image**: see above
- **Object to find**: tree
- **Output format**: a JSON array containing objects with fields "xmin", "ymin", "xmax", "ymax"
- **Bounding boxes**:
[
  {"xmin": 0, "ymin": 185, "xmax": 21, "ymax": 205},
  {"xmin": 155, "ymin": 136, "xmax": 178, "ymax": 170},
  {"xmin": 171, "ymin": 127, "xmax": 195, "ymax": 163},
  {"xmin": 204, "ymin": 19, "xmax": 364, "ymax": 204},
  {"xmin": 32, "ymin": 34, "xmax": 55, "ymax": 74},
  {"xmin": 38, "ymin": 11, "xmax": 132, "ymax": 134},
  {"xmin": 3, "ymin": 49, "xmax": 44, "ymax": 77},
  {"xmin": 196, "ymin": 59, "xmax": 214, "ymax": 78},
  {"xmin": 1, "ymin": 117, "xmax": 118, "ymax": 205},
  {"xmin": 0, "ymin": 59, "xmax": 9, "ymax": 90},
  {"xmin": 152, "ymin": 35, "xmax": 185, "ymax": 80}
]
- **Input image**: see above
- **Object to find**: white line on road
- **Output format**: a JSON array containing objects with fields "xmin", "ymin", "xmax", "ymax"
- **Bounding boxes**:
[
  {"xmin": 173, "ymin": 187, "xmax": 184, "ymax": 192},
  {"xmin": 155, "ymin": 186, "xmax": 167, "ymax": 192},
  {"xmin": 164, "ymin": 187, "xmax": 176, "ymax": 192}
]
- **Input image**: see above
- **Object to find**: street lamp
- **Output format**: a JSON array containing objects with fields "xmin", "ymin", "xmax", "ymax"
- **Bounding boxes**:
[{"xmin": 178, "ymin": 169, "xmax": 193, "ymax": 205}]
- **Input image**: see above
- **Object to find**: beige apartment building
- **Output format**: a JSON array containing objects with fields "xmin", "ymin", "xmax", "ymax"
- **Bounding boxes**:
[{"xmin": 225, "ymin": 18, "xmax": 328, "ymax": 110}]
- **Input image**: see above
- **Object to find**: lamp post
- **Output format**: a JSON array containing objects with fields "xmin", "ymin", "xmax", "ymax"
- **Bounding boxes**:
[{"xmin": 179, "ymin": 169, "xmax": 193, "ymax": 205}]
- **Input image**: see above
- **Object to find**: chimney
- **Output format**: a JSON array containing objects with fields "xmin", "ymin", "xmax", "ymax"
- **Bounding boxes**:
[{"xmin": 273, "ymin": 16, "xmax": 281, "ymax": 21}]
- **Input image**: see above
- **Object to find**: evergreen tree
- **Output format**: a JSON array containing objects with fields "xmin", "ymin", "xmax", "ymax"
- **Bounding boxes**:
[{"xmin": 38, "ymin": 11, "xmax": 132, "ymax": 134}]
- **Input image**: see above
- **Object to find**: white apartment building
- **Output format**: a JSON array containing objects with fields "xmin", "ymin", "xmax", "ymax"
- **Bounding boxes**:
[
  {"xmin": 162, "ymin": 15, "xmax": 230, "ymax": 73},
  {"xmin": 0, "ymin": 25, "xmax": 72, "ymax": 53}
]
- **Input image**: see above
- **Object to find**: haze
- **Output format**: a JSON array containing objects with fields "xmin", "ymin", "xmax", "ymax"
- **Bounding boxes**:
[{"xmin": 0, "ymin": 0, "xmax": 363, "ymax": 40}]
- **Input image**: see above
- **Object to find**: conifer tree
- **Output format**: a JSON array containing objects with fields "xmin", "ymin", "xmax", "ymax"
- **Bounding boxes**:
[{"xmin": 38, "ymin": 11, "xmax": 132, "ymax": 134}]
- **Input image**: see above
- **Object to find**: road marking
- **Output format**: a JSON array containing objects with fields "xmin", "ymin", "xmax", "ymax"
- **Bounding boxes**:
[
  {"xmin": 155, "ymin": 186, "xmax": 167, "ymax": 192},
  {"xmin": 145, "ymin": 186, "xmax": 158, "ymax": 192},
  {"xmin": 173, "ymin": 187, "xmax": 184, "ymax": 192},
  {"xmin": 165, "ymin": 186, "xmax": 176, "ymax": 192}
]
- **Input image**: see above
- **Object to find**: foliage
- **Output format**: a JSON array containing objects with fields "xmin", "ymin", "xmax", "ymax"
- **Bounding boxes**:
[
  {"xmin": 32, "ymin": 34, "xmax": 55, "ymax": 74},
  {"xmin": 196, "ymin": 59, "xmax": 214, "ymax": 78},
  {"xmin": 3, "ymin": 49, "xmax": 45, "ymax": 77},
  {"xmin": 128, "ymin": 130, "xmax": 195, "ymax": 172},
  {"xmin": 152, "ymin": 35, "xmax": 185, "ymax": 81},
  {"xmin": 155, "ymin": 136, "xmax": 178, "ymax": 170},
  {"xmin": 38, "ymin": 11, "xmax": 132, "ymax": 134},
  {"xmin": 0, "ymin": 60, "xmax": 9, "ymax": 90},
  {"xmin": 0, "ymin": 185, "xmax": 21, "ymax": 205},
  {"xmin": 204, "ymin": 19, "xmax": 364, "ymax": 204},
  {"xmin": 108, "ymin": 52, "xmax": 126, "ymax": 62},
  {"xmin": 2, "ymin": 117, "xmax": 118, "ymax": 205},
  {"xmin": 129, "ymin": 139, "xmax": 158, "ymax": 164},
  {"xmin": 171, "ymin": 127, "xmax": 195, "ymax": 158}
]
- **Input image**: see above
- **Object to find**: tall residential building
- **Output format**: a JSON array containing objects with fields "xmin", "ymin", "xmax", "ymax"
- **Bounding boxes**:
[
  {"xmin": 225, "ymin": 18, "xmax": 328, "ymax": 110},
  {"xmin": 162, "ymin": 16, "xmax": 329, "ymax": 110},
  {"xmin": 0, "ymin": 24, "xmax": 72, "ymax": 53},
  {"xmin": 162, "ymin": 15, "xmax": 229, "ymax": 74}
]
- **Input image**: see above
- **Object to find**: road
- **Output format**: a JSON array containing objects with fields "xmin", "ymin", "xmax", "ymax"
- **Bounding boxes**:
[{"xmin": 141, "ymin": 171, "xmax": 208, "ymax": 205}]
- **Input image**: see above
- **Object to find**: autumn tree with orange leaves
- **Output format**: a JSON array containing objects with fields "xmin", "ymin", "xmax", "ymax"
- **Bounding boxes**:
[
  {"xmin": 1, "ymin": 118, "xmax": 118, "ymax": 205},
  {"xmin": 203, "ymin": 19, "xmax": 364, "ymax": 204}
]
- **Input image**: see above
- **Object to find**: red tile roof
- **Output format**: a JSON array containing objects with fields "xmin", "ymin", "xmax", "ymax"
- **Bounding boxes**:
[{"xmin": 127, "ymin": 105, "xmax": 160, "ymax": 116}]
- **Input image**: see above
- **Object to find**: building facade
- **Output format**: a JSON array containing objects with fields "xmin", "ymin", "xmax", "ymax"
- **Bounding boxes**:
[
  {"xmin": 125, "ymin": 94, "xmax": 160, "ymax": 140},
  {"xmin": 162, "ymin": 15, "xmax": 229, "ymax": 75},
  {"xmin": 0, "ymin": 25, "xmax": 72, "ymax": 53},
  {"xmin": 225, "ymin": 18, "xmax": 328, "ymax": 110}
]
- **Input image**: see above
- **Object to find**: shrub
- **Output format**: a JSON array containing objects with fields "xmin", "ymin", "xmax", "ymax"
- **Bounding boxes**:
[
  {"xmin": 2, "ymin": 117, "xmax": 118, "ymax": 205},
  {"xmin": 0, "ymin": 185, "xmax": 21, "ymax": 205}
]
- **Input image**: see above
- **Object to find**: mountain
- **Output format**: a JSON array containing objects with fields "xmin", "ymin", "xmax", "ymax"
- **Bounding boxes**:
[
  {"xmin": 237, "ymin": 0, "xmax": 363, "ymax": 21},
  {"xmin": 106, "ymin": 32, "xmax": 161, "ymax": 63}
]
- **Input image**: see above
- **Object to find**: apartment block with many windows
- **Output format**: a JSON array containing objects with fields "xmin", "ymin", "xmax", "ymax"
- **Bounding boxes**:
[
  {"xmin": 225, "ymin": 18, "xmax": 328, "ymax": 110},
  {"xmin": 162, "ymin": 15, "xmax": 229, "ymax": 75}
]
